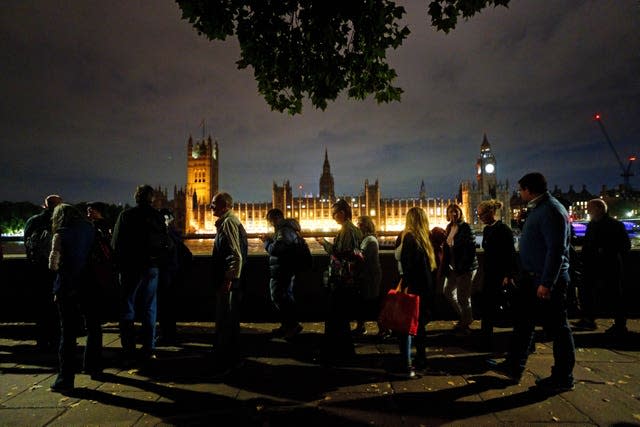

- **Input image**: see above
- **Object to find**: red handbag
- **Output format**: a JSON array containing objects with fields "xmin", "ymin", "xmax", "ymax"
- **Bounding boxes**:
[{"xmin": 378, "ymin": 280, "xmax": 420, "ymax": 335}]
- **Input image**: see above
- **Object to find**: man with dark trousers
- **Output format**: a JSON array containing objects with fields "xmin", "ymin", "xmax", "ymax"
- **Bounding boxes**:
[
  {"xmin": 24, "ymin": 194, "xmax": 63, "ymax": 350},
  {"xmin": 112, "ymin": 185, "xmax": 171, "ymax": 364},
  {"xmin": 489, "ymin": 172, "xmax": 575, "ymax": 393},
  {"xmin": 210, "ymin": 192, "xmax": 248, "ymax": 373},
  {"xmin": 573, "ymin": 199, "xmax": 630, "ymax": 334},
  {"xmin": 261, "ymin": 208, "xmax": 303, "ymax": 339}
]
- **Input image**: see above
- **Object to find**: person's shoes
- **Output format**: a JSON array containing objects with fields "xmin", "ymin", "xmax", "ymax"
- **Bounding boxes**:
[
  {"xmin": 86, "ymin": 370, "xmax": 106, "ymax": 381},
  {"xmin": 405, "ymin": 367, "xmax": 417, "ymax": 379},
  {"xmin": 51, "ymin": 376, "xmax": 74, "ymax": 392},
  {"xmin": 140, "ymin": 348, "xmax": 157, "ymax": 362},
  {"xmin": 37, "ymin": 340, "xmax": 57, "ymax": 352},
  {"xmin": 605, "ymin": 324, "xmax": 628, "ymax": 336},
  {"xmin": 572, "ymin": 318, "xmax": 597, "ymax": 331},
  {"xmin": 486, "ymin": 359, "xmax": 522, "ymax": 384},
  {"xmin": 155, "ymin": 335, "xmax": 178, "ymax": 347},
  {"xmin": 453, "ymin": 324, "xmax": 472, "ymax": 336},
  {"xmin": 534, "ymin": 376, "xmax": 575, "ymax": 393},
  {"xmin": 283, "ymin": 323, "xmax": 303, "ymax": 340},
  {"xmin": 413, "ymin": 357, "xmax": 427, "ymax": 370},
  {"xmin": 119, "ymin": 350, "xmax": 137, "ymax": 368},
  {"xmin": 376, "ymin": 330, "xmax": 394, "ymax": 341},
  {"xmin": 351, "ymin": 325, "xmax": 367, "ymax": 336},
  {"xmin": 271, "ymin": 325, "xmax": 286, "ymax": 337}
]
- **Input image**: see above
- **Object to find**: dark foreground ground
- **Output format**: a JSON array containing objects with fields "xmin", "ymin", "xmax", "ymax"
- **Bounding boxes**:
[{"xmin": 1, "ymin": 319, "xmax": 639, "ymax": 426}]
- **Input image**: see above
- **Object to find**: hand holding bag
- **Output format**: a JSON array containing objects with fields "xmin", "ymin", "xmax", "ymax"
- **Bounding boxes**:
[{"xmin": 378, "ymin": 279, "xmax": 420, "ymax": 335}]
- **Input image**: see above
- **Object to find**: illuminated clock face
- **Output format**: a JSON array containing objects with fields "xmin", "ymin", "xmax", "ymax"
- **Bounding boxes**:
[
  {"xmin": 485, "ymin": 163, "xmax": 495, "ymax": 173},
  {"xmin": 477, "ymin": 165, "xmax": 482, "ymax": 175}
]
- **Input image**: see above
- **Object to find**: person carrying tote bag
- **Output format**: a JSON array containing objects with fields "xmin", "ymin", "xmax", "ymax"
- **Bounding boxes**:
[
  {"xmin": 393, "ymin": 207, "xmax": 437, "ymax": 378},
  {"xmin": 378, "ymin": 278, "xmax": 420, "ymax": 335}
]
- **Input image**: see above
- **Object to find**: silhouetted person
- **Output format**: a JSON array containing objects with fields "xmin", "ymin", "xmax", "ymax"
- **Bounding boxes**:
[
  {"xmin": 49, "ymin": 204, "xmax": 102, "ymax": 392},
  {"xmin": 477, "ymin": 199, "xmax": 517, "ymax": 350},
  {"xmin": 354, "ymin": 215, "xmax": 381, "ymax": 336},
  {"xmin": 210, "ymin": 192, "xmax": 248, "ymax": 372},
  {"xmin": 396, "ymin": 207, "xmax": 437, "ymax": 378},
  {"xmin": 157, "ymin": 209, "xmax": 192, "ymax": 346},
  {"xmin": 86, "ymin": 201, "xmax": 116, "ymax": 320},
  {"xmin": 317, "ymin": 199, "xmax": 362, "ymax": 364},
  {"xmin": 24, "ymin": 194, "xmax": 62, "ymax": 350},
  {"xmin": 443, "ymin": 203, "xmax": 478, "ymax": 335},
  {"xmin": 573, "ymin": 199, "xmax": 630, "ymax": 335},
  {"xmin": 112, "ymin": 185, "xmax": 172, "ymax": 364},
  {"xmin": 489, "ymin": 172, "xmax": 575, "ymax": 393},
  {"xmin": 261, "ymin": 208, "xmax": 303, "ymax": 339}
]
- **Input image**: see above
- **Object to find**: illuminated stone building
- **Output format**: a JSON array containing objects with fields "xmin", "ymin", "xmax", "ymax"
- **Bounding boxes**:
[
  {"xmin": 180, "ymin": 136, "xmax": 499, "ymax": 235},
  {"xmin": 185, "ymin": 135, "xmax": 219, "ymax": 233},
  {"xmin": 460, "ymin": 134, "xmax": 511, "ymax": 229}
]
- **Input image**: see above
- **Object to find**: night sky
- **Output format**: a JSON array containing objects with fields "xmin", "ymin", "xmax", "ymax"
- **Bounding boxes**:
[{"xmin": 1, "ymin": 1, "xmax": 638, "ymax": 206}]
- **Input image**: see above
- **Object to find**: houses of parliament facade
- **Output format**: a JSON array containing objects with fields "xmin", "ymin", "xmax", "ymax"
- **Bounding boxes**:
[{"xmin": 155, "ymin": 133, "xmax": 512, "ymax": 235}]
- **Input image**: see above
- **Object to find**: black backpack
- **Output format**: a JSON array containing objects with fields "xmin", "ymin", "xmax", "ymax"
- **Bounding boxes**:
[
  {"xmin": 25, "ymin": 227, "xmax": 52, "ymax": 265},
  {"xmin": 294, "ymin": 233, "xmax": 312, "ymax": 272}
]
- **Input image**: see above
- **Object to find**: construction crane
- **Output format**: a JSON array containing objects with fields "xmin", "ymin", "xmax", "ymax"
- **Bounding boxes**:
[{"xmin": 593, "ymin": 113, "xmax": 636, "ymax": 193}]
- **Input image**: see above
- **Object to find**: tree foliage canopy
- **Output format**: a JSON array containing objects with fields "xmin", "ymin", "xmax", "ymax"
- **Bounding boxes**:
[{"xmin": 176, "ymin": 0, "xmax": 510, "ymax": 114}]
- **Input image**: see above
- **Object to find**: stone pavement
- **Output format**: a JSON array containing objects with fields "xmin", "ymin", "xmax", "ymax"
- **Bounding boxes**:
[{"xmin": 1, "ymin": 319, "xmax": 639, "ymax": 426}]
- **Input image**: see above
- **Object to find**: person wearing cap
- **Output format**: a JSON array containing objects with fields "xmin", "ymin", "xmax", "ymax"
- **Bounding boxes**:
[{"xmin": 23, "ymin": 194, "xmax": 63, "ymax": 350}]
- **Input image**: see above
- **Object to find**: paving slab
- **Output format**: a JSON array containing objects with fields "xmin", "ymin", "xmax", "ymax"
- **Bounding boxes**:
[{"xmin": 1, "ymin": 319, "xmax": 639, "ymax": 426}]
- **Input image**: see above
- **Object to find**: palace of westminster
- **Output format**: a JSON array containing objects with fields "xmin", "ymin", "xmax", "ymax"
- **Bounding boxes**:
[{"xmin": 153, "ymin": 133, "xmax": 628, "ymax": 236}]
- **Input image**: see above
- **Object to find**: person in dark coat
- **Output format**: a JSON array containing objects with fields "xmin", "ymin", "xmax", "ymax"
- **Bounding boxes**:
[
  {"xmin": 396, "ymin": 207, "xmax": 437, "ymax": 378},
  {"xmin": 443, "ymin": 204, "xmax": 478, "ymax": 334},
  {"xmin": 573, "ymin": 199, "xmax": 631, "ymax": 335},
  {"xmin": 112, "ymin": 185, "xmax": 172, "ymax": 363},
  {"xmin": 317, "ymin": 199, "xmax": 362, "ymax": 364},
  {"xmin": 262, "ymin": 208, "xmax": 304, "ymax": 339},
  {"xmin": 48, "ymin": 204, "xmax": 102, "ymax": 392},
  {"xmin": 24, "ymin": 194, "xmax": 63, "ymax": 350},
  {"xmin": 488, "ymin": 172, "xmax": 575, "ymax": 393},
  {"xmin": 157, "ymin": 209, "xmax": 192, "ymax": 346},
  {"xmin": 477, "ymin": 199, "xmax": 517, "ymax": 350}
]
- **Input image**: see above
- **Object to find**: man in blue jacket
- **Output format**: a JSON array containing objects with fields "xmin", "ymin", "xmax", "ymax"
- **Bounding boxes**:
[{"xmin": 489, "ymin": 172, "xmax": 575, "ymax": 393}]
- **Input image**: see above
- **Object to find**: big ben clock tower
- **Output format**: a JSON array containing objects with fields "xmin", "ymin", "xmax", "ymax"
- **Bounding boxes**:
[{"xmin": 476, "ymin": 133, "xmax": 497, "ymax": 198}]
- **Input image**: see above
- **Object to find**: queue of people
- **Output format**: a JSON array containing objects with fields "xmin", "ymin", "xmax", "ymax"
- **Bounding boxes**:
[{"xmin": 22, "ymin": 171, "xmax": 633, "ymax": 394}]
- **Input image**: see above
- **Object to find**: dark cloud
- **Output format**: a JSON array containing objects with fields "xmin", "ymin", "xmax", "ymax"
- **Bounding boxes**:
[{"xmin": 1, "ymin": 0, "xmax": 638, "ymax": 205}]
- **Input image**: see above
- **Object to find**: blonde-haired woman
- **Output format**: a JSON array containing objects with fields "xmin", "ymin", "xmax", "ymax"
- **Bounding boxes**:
[
  {"xmin": 397, "ymin": 207, "xmax": 437, "ymax": 377},
  {"xmin": 477, "ymin": 199, "xmax": 517, "ymax": 350},
  {"xmin": 443, "ymin": 204, "xmax": 478, "ymax": 334}
]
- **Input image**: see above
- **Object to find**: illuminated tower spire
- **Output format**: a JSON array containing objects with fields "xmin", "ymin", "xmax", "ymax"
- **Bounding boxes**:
[{"xmin": 319, "ymin": 148, "xmax": 335, "ymax": 200}]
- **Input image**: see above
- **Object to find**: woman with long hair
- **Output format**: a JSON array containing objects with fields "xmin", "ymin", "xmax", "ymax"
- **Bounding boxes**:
[
  {"xmin": 397, "ymin": 207, "xmax": 437, "ymax": 377},
  {"xmin": 443, "ymin": 203, "xmax": 478, "ymax": 334}
]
